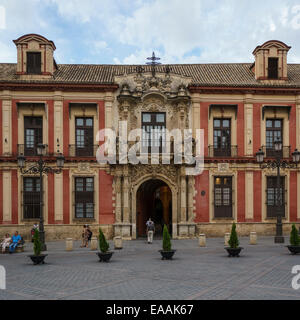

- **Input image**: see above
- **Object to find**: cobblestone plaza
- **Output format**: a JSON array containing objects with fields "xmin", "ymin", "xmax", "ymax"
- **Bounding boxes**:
[{"xmin": 1, "ymin": 237, "xmax": 300, "ymax": 300}]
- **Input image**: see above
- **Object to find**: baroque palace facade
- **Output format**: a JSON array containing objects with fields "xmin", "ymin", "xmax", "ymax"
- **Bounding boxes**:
[{"xmin": 0, "ymin": 33, "xmax": 300, "ymax": 240}]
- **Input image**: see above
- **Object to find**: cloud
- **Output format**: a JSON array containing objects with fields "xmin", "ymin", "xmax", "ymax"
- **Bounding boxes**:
[{"xmin": 1, "ymin": 0, "xmax": 300, "ymax": 65}]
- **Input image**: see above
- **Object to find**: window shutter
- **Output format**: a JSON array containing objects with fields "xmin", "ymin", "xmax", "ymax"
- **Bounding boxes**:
[{"xmin": 27, "ymin": 52, "xmax": 41, "ymax": 74}]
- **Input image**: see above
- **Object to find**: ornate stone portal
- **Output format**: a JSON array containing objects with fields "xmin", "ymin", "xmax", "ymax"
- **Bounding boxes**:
[{"xmin": 110, "ymin": 68, "xmax": 196, "ymax": 239}]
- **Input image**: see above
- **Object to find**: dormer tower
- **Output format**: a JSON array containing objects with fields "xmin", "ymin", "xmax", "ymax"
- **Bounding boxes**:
[
  {"xmin": 13, "ymin": 34, "xmax": 56, "ymax": 78},
  {"xmin": 252, "ymin": 40, "xmax": 291, "ymax": 81}
]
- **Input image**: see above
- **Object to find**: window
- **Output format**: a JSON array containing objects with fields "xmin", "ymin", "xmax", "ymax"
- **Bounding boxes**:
[
  {"xmin": 266, "ymin": 176, "xmax": 285, "ymax": 218},
  {"xmin": 142, "ymin": 112, "xmax": 166, "ymax": 153},
  {"xmin": 213, "ymin": 118, "xmax": 231, "ymax": 156},
  {"xmin": 23, "ymin": 177, "xmax": 40, "ymax": 219},
  {"xmin": 27, "ymin": 52, "xmax": 41, "ymax": 74},
  {"xmin": 75, "ymin": 117, "xmax": 94, "ymax": 156},
  {"xmin": 75, "ymin": 177, "xmax": 94, "ymax": 218},
  {"xmin": 268, "ymin": 58, "xmax": 278, "ymax": 79},
  {"xmin": 266, "ymin": 119, "xmax": 283, "ymax": 157},
  {"xmin": 214, "ymin": 176, "xmax": 232, "ymax": 218},
  {"xmin": 24, "ymin": 116, "xmax": 43, "ymax": 156}
]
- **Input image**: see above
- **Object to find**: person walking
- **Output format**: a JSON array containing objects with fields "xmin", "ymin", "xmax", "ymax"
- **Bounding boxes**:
[
  {"xmin": 80, "ymin": 225, "xmax": 89, "ymax": 248},
  {"xmin": 86, "ymin": 225, "xmax": 93, "ymax": 243},
  {"xmin": 146, "ymin": 218, "xmax": 155, "ymax": 244}
]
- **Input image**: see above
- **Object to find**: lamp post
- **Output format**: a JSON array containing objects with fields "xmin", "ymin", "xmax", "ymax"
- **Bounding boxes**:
[
  {"xmin": 17, "ymin": 144, "xmax": 65, "ymax": 251},
  {"xmin": 256, "ymin": 141, "xmax": 300, "ymax": 243}
]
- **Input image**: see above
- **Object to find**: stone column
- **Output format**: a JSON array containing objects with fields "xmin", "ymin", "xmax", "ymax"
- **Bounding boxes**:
[
  {"xmin": 66, "ymin": 238, "xmax": 73, "ymax": 251},
  {"xmin": 114, "ymin": 175, "xmax": 122, "ymax": 223},
  {"xmin": 90, "ymin": 237, "xmax": 98, "ymax": 250},
  {"xmin": 178, "ymin": 168, "xmax": 188, "ymax": 237},
  {"xmin": 187, "ymin": 176, "xmax": 196, "ymax": 236},
  {"xmin": 244, "ymin": 94, "xmax": 253, "ymax": 157},
  {"xmin": 187, "ymin": 176, "xmax": 194, "ymax": 221},
  {"xmin": 122, "ymin": 174, "xmax": 130, "ymax": 223},
  {"xmin": 180, "ymin": 174, "xmax": 187, "ymax": 223},
  {"xmin": 2, "ymin": 93, "xmax": 12, "ymax": 156},
  {"xmin": 160, "ymin": 186, "xmax": 170, "ymax": 226}
]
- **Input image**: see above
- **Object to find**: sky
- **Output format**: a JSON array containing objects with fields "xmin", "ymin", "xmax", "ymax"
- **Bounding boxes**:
[{"xmin": 0, "ymin": 0, "xmax": 300, "ymax": 65}]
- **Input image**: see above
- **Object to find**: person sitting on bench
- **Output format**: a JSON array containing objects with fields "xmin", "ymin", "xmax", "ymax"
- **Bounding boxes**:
[
  {"xmin": 1, "ymin": 233, "xmax": 11, "ymax": 253},
  {"xmin": 9, "ymin": 231, "xmax": 22, "ymax": 254}
]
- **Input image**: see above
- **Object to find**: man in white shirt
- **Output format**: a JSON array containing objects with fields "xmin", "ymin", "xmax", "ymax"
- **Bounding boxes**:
[{"xmin": 146, "ymin": 218, "xmax": 155, "ymax": 244}]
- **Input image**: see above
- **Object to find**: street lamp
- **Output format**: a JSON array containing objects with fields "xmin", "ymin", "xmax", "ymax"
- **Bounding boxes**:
[
  {"xmin": 256, "ymin": 140, "xmax": 300, "ymax": 243},
  {"xmin": 17, "ymin": 144, "xmax": 65, "ymax": 251}
]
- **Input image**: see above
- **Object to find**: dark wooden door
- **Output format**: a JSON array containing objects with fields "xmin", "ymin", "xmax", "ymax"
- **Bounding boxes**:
[
  {"xmin": 75, "ymin": 117, "xmax": 94, "ymax": 156},
  {"xmin": 214, "ymin": 176, "xmax": 232, "ymax": 218},
  {"xmin": 24, "ymin": 116, "xmax": 43, "ymax": 156}
]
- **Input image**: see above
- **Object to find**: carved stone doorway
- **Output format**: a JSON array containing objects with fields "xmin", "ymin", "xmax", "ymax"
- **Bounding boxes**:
[{"xmin": 136, "ymin": 179, "xmax": 172, "ymax": 238}]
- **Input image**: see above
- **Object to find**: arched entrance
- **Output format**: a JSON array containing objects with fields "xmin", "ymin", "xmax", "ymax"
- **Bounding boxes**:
[{"xmin": 136, "ymin": 179, "xmax": 172, "ymax": 237}]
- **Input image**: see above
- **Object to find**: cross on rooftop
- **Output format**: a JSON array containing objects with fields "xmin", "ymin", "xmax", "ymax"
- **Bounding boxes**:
[{"xmin": 146, "ymin": 52, "xmax": 161, "ymax": 77}]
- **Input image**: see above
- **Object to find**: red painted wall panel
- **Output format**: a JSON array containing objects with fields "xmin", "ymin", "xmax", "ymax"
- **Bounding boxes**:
[
  {"xmin": 63, "ymin": 170, "xmax": 70, "ymax": 224},
  {"xmin": 290, "ymin": 171, "xmax": 297, "ymax": 222},
  {"xmin": 47, "ymin": 100, "xmax": 54, "ymax": 155},
  {"xmin": 194, "ymin": 170, "xmax": 210, "ymax": 222},
  {"xmin": 99, "ymin": 170, "xmax": 114, "ymax": 224},
  {"xmin": 237, "ymin": 103, "xmax": 245, "ymax": 156},
  {"xmin": 0, "ymin": 171, "xmax": 2, "ymax": 224},
  {"xmin": 289, "ymin": 104, "xmax": 296, "ymax": 152},
  {"xmin": 98, "ymin": 100, "xmax": 105, "ymax": 139},
  {"xmin": 237, "ymin": 171, "xmax": 245, "ymax": 222},
  {"xmin": 200, "ymin": 102, "xmax": 209, "ymax": 157},
  {"xmin": 253, "ymin": 171, "xmax": 262, "ymax": 222},
  {"xmin": 63, "ymin": 101, "xmax": 69, "ymax": 156},
  {"xmin": 253, "ymin": 104, "xmax": 261, "ymax": 155},
  {"xmin": 11, "ymin": 170, "xmax": 18, "ymax": 224},
  {"xmin": 48, "ymin": 172, "xmax": 54, "ymax": 224},
  {"xmin": 12, "ymin": 100, "xmax": 18, "ymax": 156},
  {"xmin": 0, "ymin": 100, "xmax": 2, "ymax": 155}
]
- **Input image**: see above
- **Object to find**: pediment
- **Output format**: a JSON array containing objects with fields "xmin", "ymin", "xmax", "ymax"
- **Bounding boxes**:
[
  {"xmin": 13, "ymin": 34, "xmax": 56, "ymax": 50},
  {"xmin": 253, "ymin": 40, "xmax": 291, "ymax": 55}
]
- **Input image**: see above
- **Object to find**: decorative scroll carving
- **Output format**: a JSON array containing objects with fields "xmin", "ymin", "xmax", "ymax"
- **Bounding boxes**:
[{"xmin": 130, "ymin": 164, "xmax": 178, "ymax": 186}]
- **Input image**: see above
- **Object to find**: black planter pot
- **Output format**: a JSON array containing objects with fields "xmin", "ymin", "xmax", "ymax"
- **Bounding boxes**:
[
  {"xmin": 287, "ymin": 245, "xmax": 300, "ymax": 255},
  {"xmin": 97, "ymin": 251, "xmax": 113, "ymax": 262},
  {"xmin": 225, "ymin": 247, "xmax": 243, "ymax": 257},
  {"xmin": 159, "ymin": 250, "xmax": 176, "ymax": 260},
  {"xmin": 28, "ymin": 254, "xmax": 47, "ymax": 265}
]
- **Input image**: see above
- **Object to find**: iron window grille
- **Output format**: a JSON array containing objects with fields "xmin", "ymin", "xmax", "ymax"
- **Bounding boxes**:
[
  {"xmin": 266, "ymin": 176, "xmax": 286, "ymax": 218},
  {"xmin": 75, "ymin": 177, "xmax": 94, "ymax": 218}
]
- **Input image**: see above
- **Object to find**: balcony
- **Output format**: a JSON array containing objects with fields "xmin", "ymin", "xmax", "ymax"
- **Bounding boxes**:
[
  {"xmin": 17, "ymin": 144, "xmax": 49, "ymax": 157},
  {"xmin": 68, "ymin": 145, "xmax": 99, "ymax": 157},
  {"xmin": 208, "ymin": 145, "xmax": 238, "ymax": 157},
  {"xmin": 262, "ymin": 146, "xmax": 290, "ymax": 158}
]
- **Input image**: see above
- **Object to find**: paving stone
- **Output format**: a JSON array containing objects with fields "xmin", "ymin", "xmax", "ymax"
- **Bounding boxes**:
[{"xmin": 0, "ymin": 237, "xmax": 300, "ymax": 300}]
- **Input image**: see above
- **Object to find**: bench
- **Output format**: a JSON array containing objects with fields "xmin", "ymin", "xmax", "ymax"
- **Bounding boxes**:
[{"xmin": 1, "ymin": 237, "xmax": 25, "ymax": 254}]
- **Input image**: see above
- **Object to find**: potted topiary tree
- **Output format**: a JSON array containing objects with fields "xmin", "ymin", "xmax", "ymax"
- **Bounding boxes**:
[
  {"xmin": 159, "ymin": 224, "xmax": 176, "ymax": 260},
  {"xmin": 97, "ymin": 228, "xmax": 113, "ymax": 262},
  {"xmin": 225, "ymin": 223, "xmax": 243, "ymax": 257},
  {"xmin": 287, "ymin": 224, "xmax": 300, "ymax": 255},
  {"xmin": 28, "ymin": 229, "xmax": 47, "ymax": 265}
]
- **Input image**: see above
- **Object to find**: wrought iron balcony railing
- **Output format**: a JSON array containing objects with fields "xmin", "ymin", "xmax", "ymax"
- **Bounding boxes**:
[
  {"xmin": 208, "ymin": 145, "xmax": 238, "ymax": 157},
  {"xmin": 68, "ymin": 145, "xmax": 99, "ymax": 157},
  {"xmin": 261, "ymin": 146, "xmax": 290, "ymax": 158},
  {"xmin": 17, "ymin": 144, "xmax": 49, "ymax": 157}
]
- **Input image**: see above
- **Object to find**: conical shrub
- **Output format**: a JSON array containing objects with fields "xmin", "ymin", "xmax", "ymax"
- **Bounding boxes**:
[
  {"xmin": 162, "ymin": 224, "xmax": 171, "ymax": 251},
  {"xmin": 33, "ymin": 229, "xmax": 42, "ymax": 256},
  {"xmin": 290, "ymin": 224, "xmax": 300, "ymax": 246},
  {"xmin": 99, "ymin": 228, "xmax": 109, "ymax": 253},
  {"xmin": 228, "ymin": 223, "xmax": 239, "ymax": 249}
]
